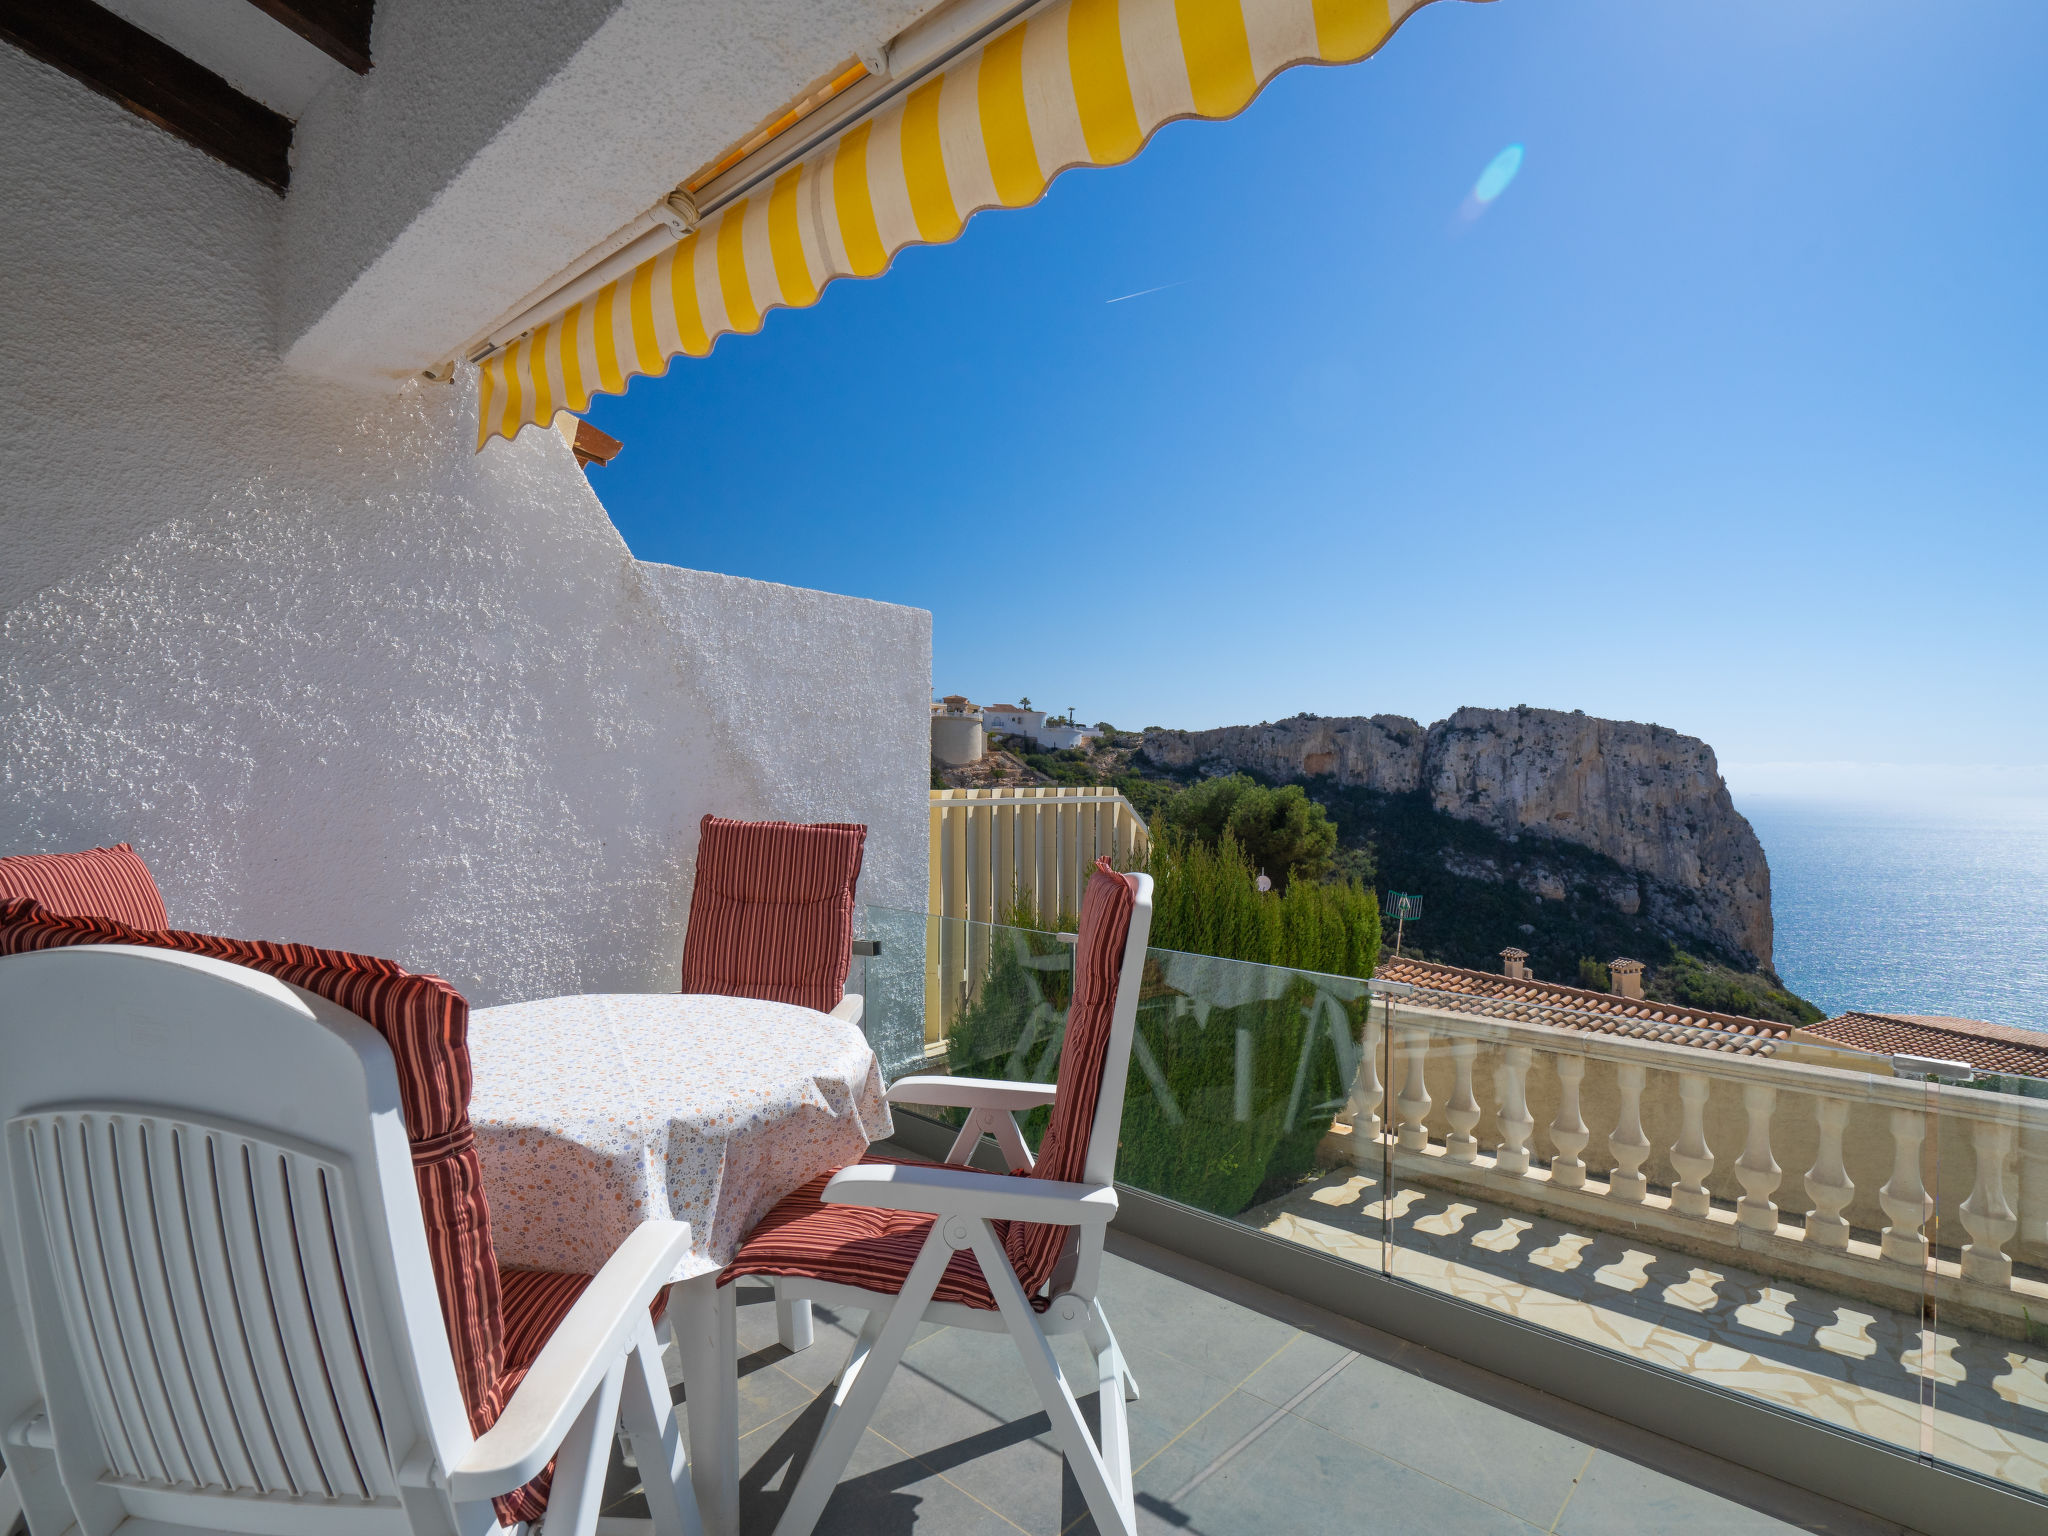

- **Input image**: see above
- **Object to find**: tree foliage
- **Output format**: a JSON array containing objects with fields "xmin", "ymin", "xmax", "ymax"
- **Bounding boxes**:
[{"xmin": 1155, "ymin": 774, "xmax": 1339, "ymax": 890}]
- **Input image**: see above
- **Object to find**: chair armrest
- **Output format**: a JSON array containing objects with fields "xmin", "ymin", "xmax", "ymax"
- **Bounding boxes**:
[
  {"xmin": 447, "ymin": 1219, "xmax": 691, "ymax": 1500},
  {"xmin": 822, "ymin": 1162, "xmax": 1116, "ymax": 1227},
  {"xmin": 829, "ymin": 993, "xmax": 864, "ymax": 1026},
  {"xmin": 884, "ymin": 1074, "xmax": 1058, "ymax": 1111}
]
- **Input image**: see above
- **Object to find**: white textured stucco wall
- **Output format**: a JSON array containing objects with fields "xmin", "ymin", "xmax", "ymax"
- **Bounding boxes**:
[{"xmin": 1, "ymin": 45, "xmax": 930, "ymax": 1006}]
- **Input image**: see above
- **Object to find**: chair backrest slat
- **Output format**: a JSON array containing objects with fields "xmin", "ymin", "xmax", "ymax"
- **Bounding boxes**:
[
  {"xmin": 13, "ymin": 1111, "xmax": 404, "ymax": 1508},
  {"xmin": 149, "ymin": 1121, "xmax": 265, "ymax": 1493},
  {"xmin": 0, "ymin": 945, "xmax": 471, "ymax": 1533}
]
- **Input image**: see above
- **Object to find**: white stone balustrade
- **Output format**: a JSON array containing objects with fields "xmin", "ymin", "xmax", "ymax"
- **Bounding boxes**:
[
  {"xmin": 1548, "ymin": 1054, "xmax": 1589, "ymax": 1190},
  {"xmin": 1670, "ymin": 1073, "xmax": 1716, "ymax": 1220},
  {"xmin": 1394, "ymin": 1027, "xmax": 1432, "ymax": 1153},
  {"xmin": 1879, "ymin": 1107, "xmax": 1933, "ymax": 1266},
  {"xmin": 1345, "ymin": 993, "xmax": 2046, "ymax": 1314},
  {"xmin": 1445, "ymin": 1039, "xmax": 1481, "ymax": 1163},
  {"xmin": 1493, "ymin": 1044, "xmax": 1534, "ymax": 1177},
  {"xmin": 1735, "ymin": 1082, "xmax": 1782, "ymax": 1232},
  {"xmin": 1803, "ymin": 1096, "xmax": 1855, "ymax": 1249},
  {"xmin": 1349, "ymin": 1006, "xmax": 1385, "ymax": 1144},
  {"xmin": 1960, "ymin": 1120, "xmax": 2018, "ymax": 1286},
  {"xmin": 1608, "ymin": 1062, "xmax": 1651, "ymax": 1203}
]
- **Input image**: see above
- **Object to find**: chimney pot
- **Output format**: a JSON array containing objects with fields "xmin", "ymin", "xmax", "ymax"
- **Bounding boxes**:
[
  {"xmin": 1609, "ymin": 957, "xmax": 1645, "ymax": 1001},
  {"xmin": 1500, "ymin": 947, "xmax": 1530, "ymax": 981}
]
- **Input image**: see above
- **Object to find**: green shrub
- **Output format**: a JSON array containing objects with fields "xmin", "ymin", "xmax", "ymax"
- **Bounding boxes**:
[{"xmin": 1577, "ymin": 957, "xmax": 1611, "ymax": 992}]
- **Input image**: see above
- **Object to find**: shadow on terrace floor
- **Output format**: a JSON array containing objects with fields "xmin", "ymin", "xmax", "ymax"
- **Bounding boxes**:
[{"xmin": 598, "ymin": 1214, "xmax": 1918, "ymax": 1533}]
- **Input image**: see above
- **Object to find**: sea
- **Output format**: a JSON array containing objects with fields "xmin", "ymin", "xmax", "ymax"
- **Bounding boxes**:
[{"xmin": 1737, "ymin": 796, "xmax": 2048, "ymax": 1033}]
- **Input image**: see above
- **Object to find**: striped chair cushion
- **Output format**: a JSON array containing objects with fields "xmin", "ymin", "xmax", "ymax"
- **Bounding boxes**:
[
  {"xmin": 0, "ymin": 843, "xmax": 168, "ymax": 931},
  {"xmin": 492, "ymin": 1269, "xmax": 670, "ymax": 1524},
  {"xmin": 0, "ymin": 898, "xmax": 529, "ymax": 1515},
  {"xmin": 679, "ymin": 815, "xmax": 866, "ymax": 1014},
  {"xmin": 724, "ymin": 860, "xmax": 1137, "ymax": 1310}
]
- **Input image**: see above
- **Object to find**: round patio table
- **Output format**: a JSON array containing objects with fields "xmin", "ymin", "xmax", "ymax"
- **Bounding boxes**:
[{"xmin": 467, "ymin": 991, "xmax": 892, "ymax": 1536}]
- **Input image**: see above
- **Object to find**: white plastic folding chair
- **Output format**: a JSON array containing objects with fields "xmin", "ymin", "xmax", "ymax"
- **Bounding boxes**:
[
  {"xmin": 736, "ymin": 863, "xmax": 1153, "ymax": 1536},
  {"xmin": 0, "ymin": 944, "xmax": 702, "ymax": 1536}
]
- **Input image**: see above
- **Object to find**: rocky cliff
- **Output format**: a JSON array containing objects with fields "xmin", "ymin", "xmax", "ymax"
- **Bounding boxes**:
[{"xmin": 1141, "ymin": 706, "xmax": 1774, "ymax": 968}]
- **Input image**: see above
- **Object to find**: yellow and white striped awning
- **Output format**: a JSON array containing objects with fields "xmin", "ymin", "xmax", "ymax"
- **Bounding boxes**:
[{"xmin": 478, "ymin": 0, "xmax": 1459, "ymax": 449}]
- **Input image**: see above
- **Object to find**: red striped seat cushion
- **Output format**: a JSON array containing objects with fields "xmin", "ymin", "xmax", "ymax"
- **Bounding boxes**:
[
  {"xmin": 0, "ymin": 843, "xmax": 168, "ymax": 931},
  {"xmin": 679, "ymin": 815, "xmax": 866, "ymax": 1014},
  {"xmin": 492, "ymin": 1269, "xmax": 670, "ymax": 1523},
  {"xmin": 724, "ymin": 860, "xmax": 1137, "ymax": 1309},
  {"xmin": 0, "ymin": 899, "xmax": 536, "ymax": 1518}
]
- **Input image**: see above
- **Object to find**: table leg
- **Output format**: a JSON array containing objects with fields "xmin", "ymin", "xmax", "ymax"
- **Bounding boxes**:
[{"xmin": 668, "ymin": 1274, "xmax": 738, "ymax": 1536}]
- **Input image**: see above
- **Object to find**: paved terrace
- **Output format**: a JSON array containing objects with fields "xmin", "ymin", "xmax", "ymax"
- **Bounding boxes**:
[
  {"xmin": 593, "ymin": 1192, "xmax": 1908, "ymax": 1534},
  {"xmin": 1246, "ymin": 1164, "xmax": 2048, "ymax": 1500}
]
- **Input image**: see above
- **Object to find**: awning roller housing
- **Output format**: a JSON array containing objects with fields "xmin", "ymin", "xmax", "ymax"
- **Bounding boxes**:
[{"xmin": 478, "ymin": 0, "xmax": 1455, "ymax": 448}]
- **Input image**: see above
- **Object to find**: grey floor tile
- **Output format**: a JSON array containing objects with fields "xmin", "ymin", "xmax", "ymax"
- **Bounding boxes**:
[
  {"xmin": 1234, "ymin": 1329, "xmax": 1356, "ymax": 1409},
  {"xmin": 1553, "ymin": 1452, "xmax": 1814, "ymax": 1536},
  {"xmin": 1129, "ymin": 1407, "xmax": 1541, "ymax": 1536},
  {"xmin": 1287, "ymin": 1351, "xmax": 1590, "ymax": 1526},
  {"xmin": 805, "ymin": 1426, "xmax": 1032, "ymax": 1536},
  {"xmin": 1093, "ymin": 1254, "xmax": 1302, "ymax": 1386}
]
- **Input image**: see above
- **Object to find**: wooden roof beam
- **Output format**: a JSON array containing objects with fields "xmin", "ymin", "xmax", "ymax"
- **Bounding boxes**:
[
  {"xmin": 242, "ymin": 0, "xmax": 373, "ymax": 75},
  {"xmin": 0, "ymin": 0, "xmax": 293, "ymax": 192}
]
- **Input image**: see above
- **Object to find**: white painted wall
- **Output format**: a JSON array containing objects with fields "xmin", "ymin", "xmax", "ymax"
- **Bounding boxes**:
[{"xmin": 0, "ymin": 44, "xmax": 930, "ymax": 1007}]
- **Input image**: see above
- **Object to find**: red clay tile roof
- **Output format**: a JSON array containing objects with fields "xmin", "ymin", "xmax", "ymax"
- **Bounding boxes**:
[
  {"xmin": 1798, "ymin": 1012, "xmax": 2048, "ymax": 1079},
  {"xmin": 1375, "ymin": 956, "xmax": 1793, "ymax": 1057}
]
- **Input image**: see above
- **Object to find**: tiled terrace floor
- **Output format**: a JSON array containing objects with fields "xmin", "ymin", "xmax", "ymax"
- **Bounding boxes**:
[
  {"xmin": 608, "ymin": 1233, "xmax": 1915, "ymax": 1534},
  {"xmin": 1246, "ymin": 1165, "xmax": 2048, "ymax": 1499}
]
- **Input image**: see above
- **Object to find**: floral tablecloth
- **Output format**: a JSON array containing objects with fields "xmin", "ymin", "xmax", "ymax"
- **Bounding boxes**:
[{"xmin": 468, "ymin": 993, "xmax": 892, "ymax": 1281}]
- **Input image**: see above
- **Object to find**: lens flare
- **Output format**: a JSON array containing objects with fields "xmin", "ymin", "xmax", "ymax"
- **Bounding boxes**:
[
  {"xmin": 1457, "ymin": 143, "xmax": 1524, "ymax": 225},
  {"xmin": 1474, "ymin": 143, "xmax": 1524, "ymax": 203}
]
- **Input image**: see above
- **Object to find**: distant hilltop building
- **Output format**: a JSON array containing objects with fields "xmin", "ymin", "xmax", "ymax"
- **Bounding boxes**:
[
  {"xmin": 930, "ymin": 696, "xmax": 985, "ymax": 766},
  {"xmin": 937, "ymin": 697, "xmax": 1099, "ymax": 754}
]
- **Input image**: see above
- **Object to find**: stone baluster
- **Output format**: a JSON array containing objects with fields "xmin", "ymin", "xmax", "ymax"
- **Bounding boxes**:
[
  {"xmin": 1493, "ymin": 1045, "xmax": 1534, "ymax": 1177},
  {"xmin": 1959, "ymin": 1119, "xmax": 2019, "ymax": 1287},
  {"xmin": 1348, "ymin": 1005, "xmax": 1385, "ymax": 1153},
  {"xmin": 1394, "ymin": 1028, "xmax": 1433, "ymax": 1152},
  {"xmin": 1669, "ymin": 1072, "xmax": 1715, "ymax": 1219},
  {"xmin": 1802, "ymin": 1096, "xmax": 1854, "ymax": 1249},
  {"xmin": 1444, "ymin": 1039, "xmax": 1481, "ymax": 1163},
  {"xmin": 1879, "ymin": 1107, "xmax": 1934, "ymax": 1266},
  {"xmin": 1608, "ymin": 1063, "xmax": 1650, "ymax": 1203},
  {"xmin": 1548, "ymin": 1055, "xmax": 1589, "ymax": 1190},
  {"xmin": 1735, "ymin": 1082, "xmax": 1783, "ymax": 1233}
]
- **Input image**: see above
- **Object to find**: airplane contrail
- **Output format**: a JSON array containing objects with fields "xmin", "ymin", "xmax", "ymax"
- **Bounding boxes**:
[{"xmin": 1105, "ymin": 279, "xmax": 1191, "ymax": 304}]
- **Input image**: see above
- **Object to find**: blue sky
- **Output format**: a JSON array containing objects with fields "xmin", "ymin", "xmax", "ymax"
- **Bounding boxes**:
[{"xmin": 586, "ymin": 0, "xmax": 2048, "ymax": 798}]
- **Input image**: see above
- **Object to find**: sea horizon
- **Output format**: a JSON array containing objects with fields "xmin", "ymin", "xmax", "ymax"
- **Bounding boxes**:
[{"xmin": 1735, "ymin": 792, "xmax": 2048, "ymax": 1034}]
